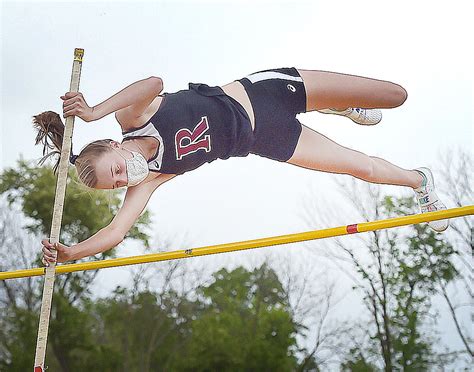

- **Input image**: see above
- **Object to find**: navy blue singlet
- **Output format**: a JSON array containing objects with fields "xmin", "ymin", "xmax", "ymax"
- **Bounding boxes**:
[{"xmin": 122, "ymin": 83, "xmax": 254, "ymax": 175}]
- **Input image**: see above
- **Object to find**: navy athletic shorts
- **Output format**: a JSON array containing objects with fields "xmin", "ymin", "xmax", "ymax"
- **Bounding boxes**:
[{"xmin": 238, "ymin": 67, "xmax": 307, "ymax": 162}]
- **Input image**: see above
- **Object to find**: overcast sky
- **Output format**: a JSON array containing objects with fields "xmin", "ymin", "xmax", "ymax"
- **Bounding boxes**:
[{"xmin": 1, "ymin": 0, "xmax": 472, "ymax": 363}]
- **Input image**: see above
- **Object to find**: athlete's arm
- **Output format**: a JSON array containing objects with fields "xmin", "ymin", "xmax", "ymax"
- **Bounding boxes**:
[
  {"xmin": 41, "ymin": 173, "xmax": 176, "ymax": 263},
  {"xmin": 61, "ymin": 76, "xmax": 163, "ymax": 122}
]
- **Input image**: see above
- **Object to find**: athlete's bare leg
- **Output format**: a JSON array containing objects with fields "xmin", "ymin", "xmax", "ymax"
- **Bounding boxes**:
[
  {"xmin": 286, "ymin": 70, "xmax": 420, "ymax": 188},
  {"xmin": 296, "ymin": 69, "xmax": 407, "ymax": 111},
  {"xmin": 287, "ymin": 125, "xmax": 423, "ymax": 188}
]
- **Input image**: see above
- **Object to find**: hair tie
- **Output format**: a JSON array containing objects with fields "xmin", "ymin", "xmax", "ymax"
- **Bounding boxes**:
[{"xmin": 69, "ymin": 154, "xmax": 78, "ymax": 165}]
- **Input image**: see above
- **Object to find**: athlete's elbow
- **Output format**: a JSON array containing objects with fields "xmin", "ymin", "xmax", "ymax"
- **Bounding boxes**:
[
  {"xmin": 114, "ymin": 232, "xmax": 125, "ymax": 246},
  {"xmin": 115, "ymin": 233, "xmax": 125, "ymax": 246},
  {"xmin": 106, "ymin": 226, "xmax": 125, "ymax": 247}
]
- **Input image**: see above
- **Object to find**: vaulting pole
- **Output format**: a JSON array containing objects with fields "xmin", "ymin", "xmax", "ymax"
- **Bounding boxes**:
[
  {"xmin": 1, "ymin": 206, "xmax": 472, "ymax": 282},
  {"xmin": 33, "ymin": 48, "xmax": 84, "ymax": 372}
]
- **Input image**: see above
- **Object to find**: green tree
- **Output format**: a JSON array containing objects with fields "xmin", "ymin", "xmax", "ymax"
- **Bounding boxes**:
[
  {"xmin": 0, "ymin": 160, "xmax": 152, "ymax": 371},
  {"xmin": 303, "ymin": 180, "xmax": 460, "ymax": 371},
  {"xmin": 436, "ymin": 148, "xmax": 473, "ymax": 360},
  {"xmin": 82, "ymin": 288, "xmax": 190, "ymax": 371},
  {"xmin": 383, "ymin": 196, "xmax": 457, "ymax": 370},
  {"xmin": 340, "ymin": 347, "xmax": 377, "ymax": 372},
  {"xmin": 174, "ymin": 264, "xmax": 298, "ymax": 371}
]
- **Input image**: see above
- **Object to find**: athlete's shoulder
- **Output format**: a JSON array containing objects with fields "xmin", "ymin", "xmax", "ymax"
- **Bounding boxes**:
[{"xmin": 116, "ymin": 95, "xmax": 164, "ymax": 132}]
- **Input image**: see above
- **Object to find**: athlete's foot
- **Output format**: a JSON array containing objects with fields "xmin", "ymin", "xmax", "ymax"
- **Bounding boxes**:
[
  {"xmin": 318, "ymin": 108, "xmax": 382, "ymax": 125},
  {"xmin": 413, "ymin": 167, "xmax": 449, "ymax": 232}
]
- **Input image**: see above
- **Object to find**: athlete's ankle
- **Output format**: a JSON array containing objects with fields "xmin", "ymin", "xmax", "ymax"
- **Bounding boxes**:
[{"xmin": 411, "ymin": 170, "xmax": 424, "ymax": 189}]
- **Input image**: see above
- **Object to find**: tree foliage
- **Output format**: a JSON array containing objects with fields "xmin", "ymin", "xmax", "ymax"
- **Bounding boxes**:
[
  {"xmin": 1, "ymin": 263, "xmax": 298, "ymax": 371},
  {"xmin": 0, "ymin": 158, "xmax": 297, "ymax": 370},
  {"xmin": 1, "ymin": 151, "xmax": 471, "ymax": 371},
  {"xmin": 312, "ymin": 181, "xmax": 461, "ymax": 371},
  {"xmin": 0, "ymin": 160, "xmax": 153, "ymax": 370},
  {"xmin": 174, "ymin": 265, "xmax": 298, "ymax": 371}
]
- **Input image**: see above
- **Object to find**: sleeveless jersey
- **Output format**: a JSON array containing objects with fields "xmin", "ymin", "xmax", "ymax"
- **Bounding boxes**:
[{"xmin": 122, "ymin": 83, "xmax": 254, "ymax": 175}]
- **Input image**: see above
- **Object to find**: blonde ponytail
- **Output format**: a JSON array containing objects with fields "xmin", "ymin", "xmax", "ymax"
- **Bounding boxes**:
[{"xmin": 32, "ymin": 111, "xmax": 65, "ymax": 173}]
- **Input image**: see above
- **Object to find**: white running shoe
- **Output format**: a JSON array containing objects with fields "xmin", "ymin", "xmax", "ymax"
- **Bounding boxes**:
[
  {"xmin": 318, "ymin": 108, "xmax": 382, "ymax": 125},
  {"xmin": 413, "ymin": 167, "xmax": 449, "ymax": 232}
]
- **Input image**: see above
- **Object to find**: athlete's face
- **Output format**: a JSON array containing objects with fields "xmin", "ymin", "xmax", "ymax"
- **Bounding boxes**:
[{"xmin": 94, "ymin": 144, "xmax": 130, "ymax": 190}]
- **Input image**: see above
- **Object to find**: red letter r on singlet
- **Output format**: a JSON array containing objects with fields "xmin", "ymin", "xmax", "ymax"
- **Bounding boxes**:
[{"xmin": 175, "ymin": 116, "xmax": 212, "ymax": 160}]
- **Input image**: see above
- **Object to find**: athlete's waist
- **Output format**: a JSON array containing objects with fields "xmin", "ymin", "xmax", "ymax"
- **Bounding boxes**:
[{"xmin": 220, "ymin": 81, "xmax": 254, "ymax": 131}]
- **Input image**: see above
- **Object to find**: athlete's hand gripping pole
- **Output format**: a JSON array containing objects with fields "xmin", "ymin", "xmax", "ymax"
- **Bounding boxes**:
[{"xmin": 33, "ymin": 48, "xmax": 84, "ymax": 372}]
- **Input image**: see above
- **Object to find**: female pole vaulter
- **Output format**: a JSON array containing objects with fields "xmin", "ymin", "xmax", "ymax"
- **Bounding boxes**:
[{"xmin": 35, "ymin": 67, "xmax": 449, "ymax": 265}]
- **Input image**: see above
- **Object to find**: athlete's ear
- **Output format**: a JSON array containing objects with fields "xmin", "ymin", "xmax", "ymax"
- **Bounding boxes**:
[{"xmin": 109, "ymin": 140, "xmax": 121, "ymax": 149}]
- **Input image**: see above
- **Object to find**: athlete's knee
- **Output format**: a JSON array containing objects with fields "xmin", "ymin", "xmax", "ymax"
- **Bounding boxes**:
[
  {"xmin": 387, "ymin": 82, "xmax": 408, "ymax": 108},
  {"xmin": 351, "ymin": 156, "xmax": 374, "ymax": 180}
]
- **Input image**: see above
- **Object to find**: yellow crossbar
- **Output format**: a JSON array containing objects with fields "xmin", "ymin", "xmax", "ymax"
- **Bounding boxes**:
[{"xmin": 1, "ymin": 206, "xmax": 472, "ymax": 281}]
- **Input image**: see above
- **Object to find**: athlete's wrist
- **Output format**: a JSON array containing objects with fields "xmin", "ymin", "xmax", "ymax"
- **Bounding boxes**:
[
  {"xmin": 91, "ymin": 104, "xmax": 107, "ymax": 121},
  {"xmin": 66, "ymin": 244, "xmax": 81, "ymax": 261},
  {"xmin": 88, "ymin": 106, "xmax": 98, "ymax": 122},
  {"xmin": 67, "ymin": 242, "xmax": 95, "ymax": 261}
]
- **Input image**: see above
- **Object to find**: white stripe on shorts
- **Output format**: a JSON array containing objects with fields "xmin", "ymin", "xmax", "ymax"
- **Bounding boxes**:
[{"xmin": 246, "ymin": 71, "xmax": 303, "ymax": 84}]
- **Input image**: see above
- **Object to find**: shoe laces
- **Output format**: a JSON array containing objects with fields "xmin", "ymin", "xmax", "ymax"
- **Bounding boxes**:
[{"xmin": 352, "ymin": 108, "xmax": 366, "ymax": 119}]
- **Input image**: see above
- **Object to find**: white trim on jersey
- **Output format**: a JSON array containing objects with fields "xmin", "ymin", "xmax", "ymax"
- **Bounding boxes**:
[
  {"xmin": 122, "ymin": 122, "xmax": 165, "ymax": 171},
  {"xmin": 246, "ymin": 71, "xmax": 303, "ymax": 84}
]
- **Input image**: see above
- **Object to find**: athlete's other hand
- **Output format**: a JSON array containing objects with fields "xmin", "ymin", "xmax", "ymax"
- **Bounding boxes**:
[
  {"xmin": 41, "ymin": 239, "xmax": 71, "ymax": 266},
  {"xmin": 61, "ymin": 92, "xmax": 96, "ymax": 122}
]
